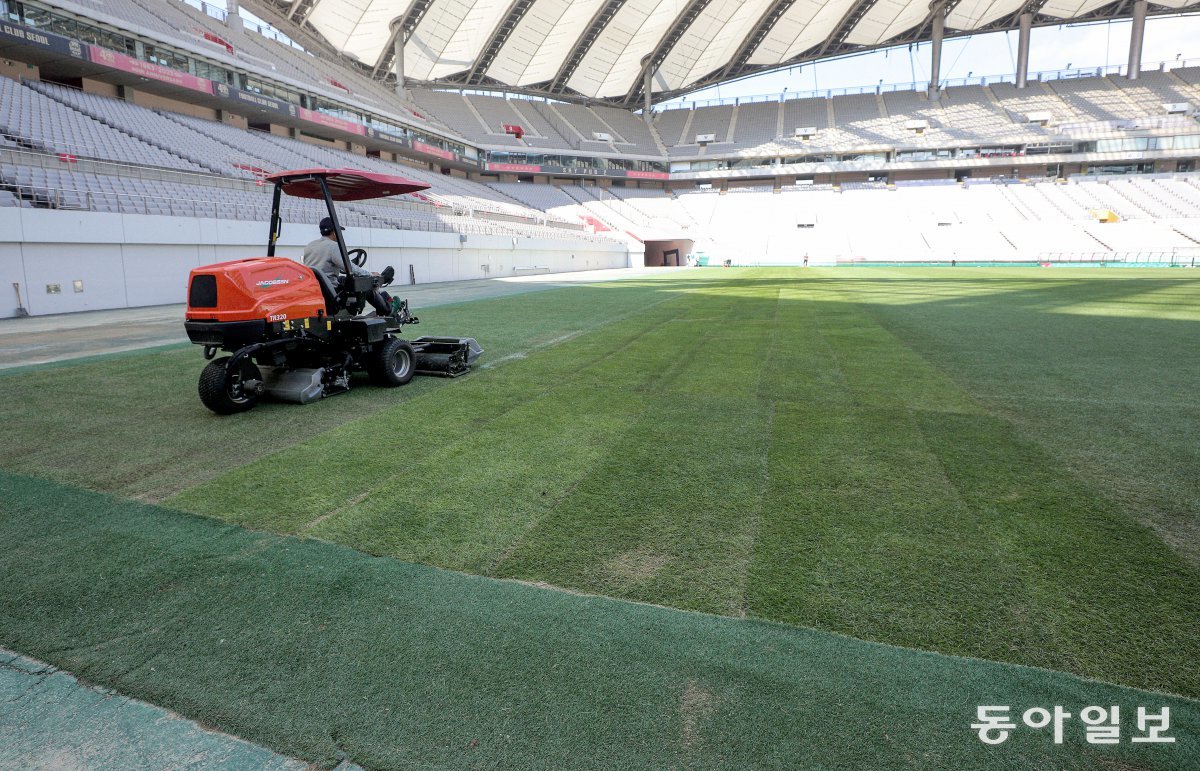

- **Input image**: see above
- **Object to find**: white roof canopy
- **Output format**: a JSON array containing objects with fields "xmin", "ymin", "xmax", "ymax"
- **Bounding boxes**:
[{"xmin": 273, "ymin": 0, "xmax": 1200, "ymax": 106}]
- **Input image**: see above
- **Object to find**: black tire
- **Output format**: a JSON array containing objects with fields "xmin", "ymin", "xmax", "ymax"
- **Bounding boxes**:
[
  {"xmin": 198, "ymin": 356, "xmax": 261, "ymax": 414},
  {"xmin": 369, "ymin": 337, "xmax": 415, "ymax": 387}
]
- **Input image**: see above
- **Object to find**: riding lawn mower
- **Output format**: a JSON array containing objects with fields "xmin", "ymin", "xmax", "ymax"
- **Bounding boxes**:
[{"xmin": 183, "ymin": 168, "xmax": 482, "ymax": 414}]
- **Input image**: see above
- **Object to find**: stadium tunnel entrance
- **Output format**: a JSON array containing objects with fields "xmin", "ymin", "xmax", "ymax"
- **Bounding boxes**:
[{"xmin": 644, "ymin": 239, "xmax": 694, "ymax": 267}]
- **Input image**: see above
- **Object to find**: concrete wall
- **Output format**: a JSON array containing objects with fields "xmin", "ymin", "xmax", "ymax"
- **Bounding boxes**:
[
  {"xmin": 0, "ymin": 208, "xmax": 632, "ymax": 318},
  {"xmin": 0, "ymin": 58, "xmax": 36, "ymax": 81},
  {"xmin": 81, "ymin": 78, "xmax": 120, "ymax": 98},
  {"xmin": 127, "ymin": 88, "xmax": 219, "ymax": 121}
]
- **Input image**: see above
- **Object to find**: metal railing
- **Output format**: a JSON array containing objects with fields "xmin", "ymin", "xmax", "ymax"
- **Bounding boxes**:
[
  {"xmin": 182, "ymin": 0, "xmax": 303, "ymax": 50},
  {"xmin": 0, "ymin": 177, "xmax": 606, "ymax": 241},
  {"xmin": 0, "ymin": 141, "xmax": 603, "ymax": 239},
  {"xmin": 0, "ymin": 142, "xmax": 262, "ymax": 192},
  {"xmin": 661, "ymin": 58, "xmax": 1200, "ymax": 112},
  {"xmin": 530, "ymin": 102, "xmax": 586, "ymax": 151},
  {"xmin": 1038, "ymin": 249, "xmax": 1200, "ymax": 264}
]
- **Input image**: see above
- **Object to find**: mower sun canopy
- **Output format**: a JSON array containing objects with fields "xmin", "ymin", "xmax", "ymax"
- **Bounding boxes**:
[{"xmin": 265, "ymin": 168, "xmax": 430, "ymax": 201}]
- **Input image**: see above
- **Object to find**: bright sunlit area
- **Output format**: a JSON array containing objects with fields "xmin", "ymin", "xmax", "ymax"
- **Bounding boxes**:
[{"xmin": 661, "ymin": 14, "xmax": 1200, "ymax": 107}]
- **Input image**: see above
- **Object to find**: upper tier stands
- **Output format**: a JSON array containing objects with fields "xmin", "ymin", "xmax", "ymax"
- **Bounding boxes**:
[
  {"xmin": 3, "ymin": 0, "xmax": 1196, "ymax": 275},
  {"xmin": 16, "ymin": 0, "xmax": 1200, "ymax": 164},
  {"xmin": 409, "ymin": 88, "xmax": 668, "ymax": 157},
  {"xmin": 637, "ymin": 67, "xmax": 1198, "ymax": 158},
  {"xmin": 0, "ymin": 74, "xmax": 606, "ymax": 241},
  {"xmin": 6, "ymin": 62, "xmax": 1199, "ymax": 262},
  {"xmin": 41, "ymin": 0, "xmax": 459, "ymax": 139}
]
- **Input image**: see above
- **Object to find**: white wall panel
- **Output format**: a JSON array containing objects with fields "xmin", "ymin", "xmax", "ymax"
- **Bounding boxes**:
[{"xmin": 0, "ymin": 209, "xmax": 630, "ymax": 318}]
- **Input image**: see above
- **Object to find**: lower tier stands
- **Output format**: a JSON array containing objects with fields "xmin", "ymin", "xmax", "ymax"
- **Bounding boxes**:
[{"xmin": 486, "ymin": 175, "xmax": 1200, "ymax": 260}]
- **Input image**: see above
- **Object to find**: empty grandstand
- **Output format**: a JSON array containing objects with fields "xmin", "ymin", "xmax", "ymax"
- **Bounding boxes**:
[
  {"xmin": 6, "ymin": 1, "xmax": 1200, "ymax": 769},
  {"xmin": 0, "ymin": 0, "xmax": 1198, "ymax": 318}
]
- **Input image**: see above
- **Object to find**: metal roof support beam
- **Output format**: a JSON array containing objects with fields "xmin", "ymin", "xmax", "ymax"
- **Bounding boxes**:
[
  {"xmin": 1127, "ymin": 0, "xmax": 1147, "ymax": 80},
  {"xmin": 623, "ymin": 0, "xmax": 714, "ymax": 106},
  {"xmin": 548, "ymin": 0, "xmax": 626, "ymax": 94},
  {"xmin": 817, "ymin": 0, "xmax": 879, "ymax": 56},
  {"xmin": 1016, "ymin": 11, "xmax": 1031, "ymax": 88},
  {"xmin": 466, "ymin": 0, "xmax": 536, "ymax": 86},
  {"xmin": 226, "ymin": 0, "xmax": 243, "ymax": 38},
  {"xmin": 242, "ymin": 1, "xmax": 336, "ymax": 54},
  {"xmin": 288, "ymin": 0, "xmax": 307, "ymax": 21},
  {"xmin": 928, "ymin": 1, "xmax": 944, "ymax": 99},
  {"xmin": 644, "ymin": 63, "xmax": 652, "ymax": 122},
  {"xmin": 373, "ymin": 22, "xmax": 406, "ymax": 78},
  {"xmin": 372, "ymin": 2, "xmax": 433, "ymax": 79},
  {"xmin": 728, "ymin": 0, "xmax": 795, "ymax": 72},
  {"xmin": 394, "ymin": 34, "xmax": 406, "ymax": 98}
]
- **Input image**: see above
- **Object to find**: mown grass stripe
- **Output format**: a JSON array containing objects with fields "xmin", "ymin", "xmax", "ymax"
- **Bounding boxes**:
[
  {"xmin": 915, "ymin": 411, "xmax": 1200, "ymax": 697},
  {"xmin": 749, "ymin": 402, "xmax": 1060, "ymax": 659},
  {"xmin": 170, "ymin": 294, "xmax": 700, "ymax": 535},
  {"xmin": 0, "ymin": 281, "xmax": 679, "ymax": 501},
  {"xmin": 1, "ymin": 471, "xmax": 1195, "ymax": 770},
  {"xmin": 4, "ymin": 268, "xmax": 1199, "ymax": 706},
  {"xmin": 856, "ymin": 275, "xmax": 1200, "ymax": 566},
  {"xmin": 492, "ymin": 286, "xmax": 780, "ymax": 614}
]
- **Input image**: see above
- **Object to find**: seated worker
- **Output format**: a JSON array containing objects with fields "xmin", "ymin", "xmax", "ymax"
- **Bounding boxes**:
[{"xmin": 302, "ymin": 217, "xmax": 396, "ymax": 317}]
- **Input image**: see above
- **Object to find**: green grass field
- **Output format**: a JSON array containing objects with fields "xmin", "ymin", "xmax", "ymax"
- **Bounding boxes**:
[{"xmin": 1, "ymin": 268, "xmax": 1198, "ymax": 768}]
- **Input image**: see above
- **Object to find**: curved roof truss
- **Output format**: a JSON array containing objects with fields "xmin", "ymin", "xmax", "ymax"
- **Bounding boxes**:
[{"xmin": 255, "ymin": 0, "xmax": 1200, "ymax": 107}]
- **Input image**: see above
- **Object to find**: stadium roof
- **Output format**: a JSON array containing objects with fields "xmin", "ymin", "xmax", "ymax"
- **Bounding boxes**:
[{"xmin": 264, "ymin": 0, "xmax": 1200, "ymax": 107}]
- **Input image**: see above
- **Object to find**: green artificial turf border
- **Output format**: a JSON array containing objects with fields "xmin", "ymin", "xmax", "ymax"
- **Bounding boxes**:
[{"xmin": 0, "ymin": 470, "xmax": 1196, "ymax": 770}]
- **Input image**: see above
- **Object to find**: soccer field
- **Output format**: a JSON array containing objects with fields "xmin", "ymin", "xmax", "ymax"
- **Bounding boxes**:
[{"xmin": 1, "ymin": 268, "xmax": 1198, "ymax": 768}]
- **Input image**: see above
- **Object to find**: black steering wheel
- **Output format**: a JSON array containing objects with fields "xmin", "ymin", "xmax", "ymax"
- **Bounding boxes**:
[{"xmin": 347, "ymin": 248, "xmax": 368, "ymax": 268}]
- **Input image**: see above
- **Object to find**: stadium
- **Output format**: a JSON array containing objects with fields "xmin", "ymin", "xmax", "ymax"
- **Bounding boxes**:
[{"xmin": 0, "ymin": 0, "xmax": 1199, "ymax": 766}]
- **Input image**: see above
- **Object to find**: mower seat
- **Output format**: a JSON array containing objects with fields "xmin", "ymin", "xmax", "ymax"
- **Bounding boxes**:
[{"xmin": 310, "ymin": 268, "xmax": 342, "ymax": 315}]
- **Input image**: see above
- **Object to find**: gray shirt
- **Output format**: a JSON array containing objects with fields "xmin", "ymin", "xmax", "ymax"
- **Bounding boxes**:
[{"xmin": 302, "ymin": 237, "xmax": 369, "ymax": 277}]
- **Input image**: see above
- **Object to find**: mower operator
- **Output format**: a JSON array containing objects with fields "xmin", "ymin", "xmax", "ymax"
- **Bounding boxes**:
[{"xmin": 303, "ymin": 217, "xmax": 395, "ymax": 317}]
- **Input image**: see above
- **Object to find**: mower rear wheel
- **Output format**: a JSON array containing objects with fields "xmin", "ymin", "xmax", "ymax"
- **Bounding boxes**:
[
  {"xmin": 369, "ymin": 337, "xmax": 415, "ymax": 387},
  {"xmin": 199, "ymin": 356, "xmax": 262, "ymax": 414}
]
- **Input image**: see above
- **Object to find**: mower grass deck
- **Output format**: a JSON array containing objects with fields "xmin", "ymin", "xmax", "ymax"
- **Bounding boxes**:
[{"xmin": 1, "ymin": 268, "xmax": 1198, "ymax": 768}]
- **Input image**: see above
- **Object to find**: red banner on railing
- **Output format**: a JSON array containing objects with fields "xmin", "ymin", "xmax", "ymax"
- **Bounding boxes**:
[
  {"xmin": 412, "ymin": 141, "xmax": 455, "ymax": 161},
  {"xmin": 296, "ymin": 107, "xmax": 366, "ymax": 136},
  {"xmin": 87, "ymin": 46, "xmax": 214, "ymax": 94},
  {"xmin": 487, "ymin": 162, "xmax": 540, "ymax": 173},
  {"xmin": 201, "ymin": 30, "xmax": 234, "ymax": 55},
  {"xmin": 626, "ymin": 170, "xmax": 670, "ymax": 180},
  {"xmin": 502, "ymin": 123, "xmax": 524, "ymax": 139}
]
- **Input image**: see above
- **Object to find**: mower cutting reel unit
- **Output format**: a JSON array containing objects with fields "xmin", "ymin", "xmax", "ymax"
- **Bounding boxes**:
[{"xmin": 183, "ymin": 168, "xmax": 482, "ymax": 414}]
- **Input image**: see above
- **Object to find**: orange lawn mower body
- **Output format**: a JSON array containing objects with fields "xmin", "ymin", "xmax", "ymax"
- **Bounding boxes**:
[{"xmin": 183, "ymin": 168, "xmax": 482, "ymax": 414}]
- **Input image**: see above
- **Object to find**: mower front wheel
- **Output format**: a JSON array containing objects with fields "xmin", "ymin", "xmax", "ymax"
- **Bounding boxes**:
[
  {"xmin": 199, "ymin": 356, "xmax": 262, "ymax": 414},
  {"xmin": 369, "ymin": 337, "xmax": 415, "ymax": 387}
]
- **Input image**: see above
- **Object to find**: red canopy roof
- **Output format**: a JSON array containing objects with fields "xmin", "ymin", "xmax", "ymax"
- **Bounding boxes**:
[{"xmin": 265, "ymin": 168, "xmax": 430, "ymax": 201}]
